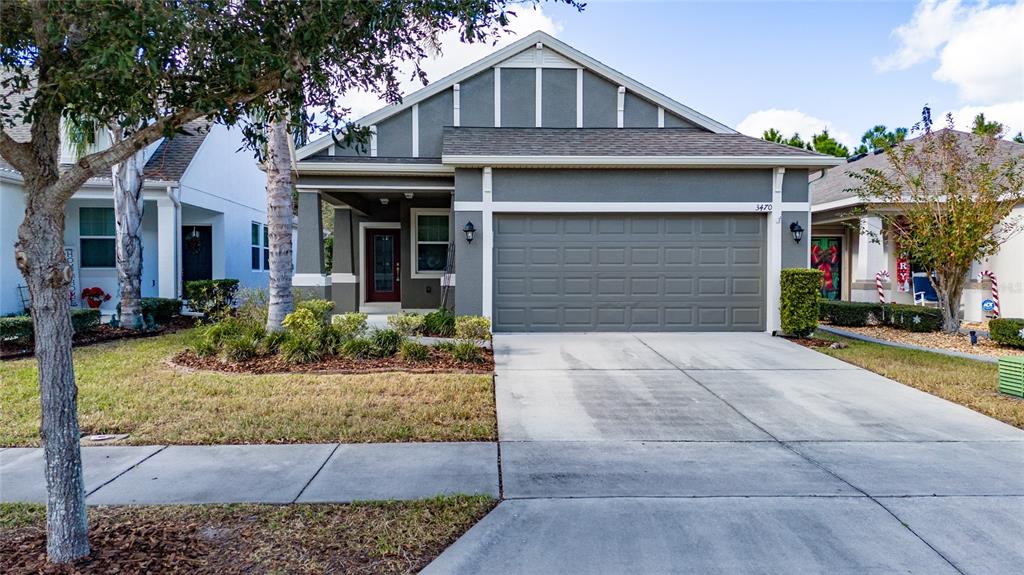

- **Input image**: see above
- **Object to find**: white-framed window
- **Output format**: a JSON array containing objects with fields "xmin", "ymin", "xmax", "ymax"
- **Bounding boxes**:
[
  {"xmin": 79, "ymin": 207, "xmax": 116, "ymax": 268},
  {"xmin": 410, "ymin": 208, "xmax": 450, "ymax": 278},
  {"xmin": 251, "ymin": 222, "xmax": 269, "ymax": 271}
]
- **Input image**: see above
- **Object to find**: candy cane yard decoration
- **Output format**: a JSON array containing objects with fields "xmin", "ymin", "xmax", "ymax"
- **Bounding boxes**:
[
  {"xmin": 978, "ymin": 270, "xmax": 1000, "ymax": 317},
  {"xmin": 876, "ymin": 270, "xmax": 890, "ymax": 304}
]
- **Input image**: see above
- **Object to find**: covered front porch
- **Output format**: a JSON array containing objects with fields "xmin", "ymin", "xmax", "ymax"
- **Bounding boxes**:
[{"xmin": 294, "ymin": 174, "xmax": 456, "ymax": 314}]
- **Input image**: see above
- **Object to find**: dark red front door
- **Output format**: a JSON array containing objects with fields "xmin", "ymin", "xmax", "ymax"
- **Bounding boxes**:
[{"xmin": 366, "ymin": 229, "xmax": 401, "ymax": 302}]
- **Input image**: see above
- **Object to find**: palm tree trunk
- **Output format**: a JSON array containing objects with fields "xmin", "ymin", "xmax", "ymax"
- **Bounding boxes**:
[
  {"xmin": 17, "ymin": 184, "xmax": 90, "ymax": 563},
  {"xmin": 110, "ymin": 126, "xmax": 147, "ymax": 329},
  {"xmin": 265, "ymin": 118, "xmax": 294, "ymax": 331}
]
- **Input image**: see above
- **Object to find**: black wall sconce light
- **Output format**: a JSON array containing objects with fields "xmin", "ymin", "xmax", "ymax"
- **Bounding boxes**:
[
  {"xmin": 463, "ymin": 221, "xmax": 476, "ymax": 243},
  {"xmin": 789, "ymin": 221, "xmax": 804, "ymax": 243}
]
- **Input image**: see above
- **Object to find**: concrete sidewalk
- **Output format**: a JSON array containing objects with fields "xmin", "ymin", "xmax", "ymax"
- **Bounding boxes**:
[{"xmin": 0, "ymin": 442, "xmax": 498, "ymax": 504}]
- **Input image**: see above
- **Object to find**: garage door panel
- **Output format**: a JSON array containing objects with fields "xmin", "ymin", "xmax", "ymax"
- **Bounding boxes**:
[{"xmin": 493, "ymin": 214, "xmax": 765, "ymax": 332}]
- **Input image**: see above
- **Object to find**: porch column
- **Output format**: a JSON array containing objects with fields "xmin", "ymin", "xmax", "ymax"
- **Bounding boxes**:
[
  {"xmin": 156, "ymin": 195, "xmax": 179, "ymax": 298},
  {"xmin": 294, "ymin": 190, "xmax": 329, "ymax": 298},
  {"xmin": 852, "ymin": 215, "xmax": 886, "ymax": 302},
  {"xmin": 766, "ymin": 167, "xmax": 784, "ymax": 334},
  {"xmin": 330, "ymin": 206, "xmax": 358, "ymax": 312}
]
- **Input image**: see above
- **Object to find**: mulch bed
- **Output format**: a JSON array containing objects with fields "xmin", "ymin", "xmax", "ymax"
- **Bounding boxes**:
[
  {"xmin": 0, "ymin": 316, "xmax": 197, "ymax": 361},
  {"xmin": 784, "ymin": 336, "xmax": 837, "ymax": 349},
  {"xmin": 172, "ymin": 347, "xmax": 494, "ymax": 374},
  {"xmin": 825, "ymin": 324, "xmax": 1024, "ymax": 358}
]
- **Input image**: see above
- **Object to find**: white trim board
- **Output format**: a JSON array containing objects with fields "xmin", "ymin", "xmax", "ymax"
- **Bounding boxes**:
[
  {"xmin": 357, "ymin": 222, "xmax": 402, "ymax": 306},
  {"xmin": 442, "ymin": 155, "xmax": 845, "ymax": 168},
  {"xmin": 295, "ymin": 30, "xmax": 736, "ymax": 159},
  {"xmin": 296, "ymin": 184, "xmax": 454, "ymax": 191},
  {"xmin": 294, "ymin": 162, "xmax": 453, "ymax": 176},
  {"xmin": 293, "ymin": 273, "xmax": 330, "ymax": 287},
  {"xmin": 454, "ymin": 201, "xmax": 810, "ymax": 213}
]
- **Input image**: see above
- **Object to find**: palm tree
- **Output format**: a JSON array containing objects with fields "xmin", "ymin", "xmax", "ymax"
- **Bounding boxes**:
[
  {"xmin": 265, "ymin": 115, "xmax": 294, "ymax": 332},
  {"xmin": 971, "ymin": 113, "xmax": 1004, "ymax": 136}
]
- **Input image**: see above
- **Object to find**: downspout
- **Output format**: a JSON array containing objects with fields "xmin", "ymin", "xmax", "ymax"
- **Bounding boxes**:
[{"xmin": 167, "ymin": 184, "xmax": 182, "ymax": 298}]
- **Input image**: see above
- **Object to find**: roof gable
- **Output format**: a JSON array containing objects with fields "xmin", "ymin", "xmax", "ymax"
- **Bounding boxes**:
[{"xmin": 296, "ymin": 30, "xmax": 735, "ymax": 160}]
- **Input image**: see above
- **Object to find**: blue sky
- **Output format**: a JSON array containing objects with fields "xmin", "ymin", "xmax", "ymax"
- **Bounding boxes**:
[{"xmin": 346, "ymin": 0, "xmax": 1023, "ymax": 148}]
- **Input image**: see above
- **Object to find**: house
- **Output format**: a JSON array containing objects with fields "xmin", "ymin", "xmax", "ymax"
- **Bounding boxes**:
[
  {"xmin": 292, "ymin": 31, "xmax": 842, "ymax": 332},
  {"xmin": 0, "ymin": 119, "xmax": 270, "ymax": 316},
  {"xmin": 810, "ymin": 131, "xmax": 1024, "ymax": 321}
]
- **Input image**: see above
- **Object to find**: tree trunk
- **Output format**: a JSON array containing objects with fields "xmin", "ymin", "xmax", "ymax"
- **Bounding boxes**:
[
  {"xmin": 265, "ymin": 118, "xmax": 295, "ymax": 332},
  {"xmin": 110, "ymin": 127, "xmax": 147, "ymax": 330},
  {"xmin": 932, "ymin": 271, "xmax": 965, "ymax": 333},
  {"xmin": 16, "ymin": 187, "xmax": 90, "ymax": 563}
]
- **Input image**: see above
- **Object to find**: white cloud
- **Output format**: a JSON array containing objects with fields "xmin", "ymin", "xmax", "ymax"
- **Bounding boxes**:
[
  {"xmin": 875, "ymin": 0, "xmax": 1024, "ymax": 104},
  {"xmin": 736, "ymin": 109, "xmax": 855, "ymax": 148},
  {"xmin": 341, "ymin": 7, "xmax": 560, "ymax": 120},
  {"xmin": 944, "ymin": 100, "xmax": 1024, "ymax": 137}
]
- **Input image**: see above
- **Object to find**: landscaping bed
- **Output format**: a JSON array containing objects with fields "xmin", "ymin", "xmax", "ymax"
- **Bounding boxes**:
[
  {"xmin": 0, "ymin": 331, "xmax": 496, "ymax": 446},
  {"xmin": 0, "ymin": 496, "xmax": 494, "ymax": 575},
  {"xmin": 173, "ymin": 345, "xmax": 493, "ymax": 374},
  {"xmin": 823, "ymin": 324, "xmax": 1024, "ymax": 359},
  {"xmin": 798, "ymin": 333, "xmax": 1024, "ymax": 430},
  {"xmin": 0, "ymin": 315, "xmax": 196, "ymax": 360}
]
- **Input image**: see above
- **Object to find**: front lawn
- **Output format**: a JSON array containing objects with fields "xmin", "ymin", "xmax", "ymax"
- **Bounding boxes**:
[
  {"xmin": 0, "ymin": 331, "xmax": 496, "ymax": 446},
  {"xmin": 0, "ymin": 496, "xmax": 494, "ymax": 574},
  {"xmin": 812, "ymin": 333, "xmax": 1024, "ymax": 429}
]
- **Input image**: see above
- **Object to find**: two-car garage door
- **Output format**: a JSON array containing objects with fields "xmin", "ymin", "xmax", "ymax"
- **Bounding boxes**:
[{"xmin": 492, "ymin": 214, "xmax": 766, "ymax": 332}]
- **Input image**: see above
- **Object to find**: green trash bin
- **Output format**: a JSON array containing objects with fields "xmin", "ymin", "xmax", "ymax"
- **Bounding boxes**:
[{"xmin": 998, "ymin": 356, "xmax": 1024, "ymax": 398}]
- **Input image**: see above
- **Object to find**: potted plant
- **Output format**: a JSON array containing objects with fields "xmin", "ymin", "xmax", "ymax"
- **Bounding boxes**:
[{"xmin": 81, "ymin": 287, "xmax": 111, "ymax": 309}]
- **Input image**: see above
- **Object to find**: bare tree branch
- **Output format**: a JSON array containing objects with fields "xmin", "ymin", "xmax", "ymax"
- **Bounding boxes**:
[{"xmin": 0, "ymin": 129, "xmax": 33, "ymax": 173}]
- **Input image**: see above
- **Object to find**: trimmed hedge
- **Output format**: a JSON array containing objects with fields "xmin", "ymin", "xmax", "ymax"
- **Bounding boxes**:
[
  {"xmin": 117, "ymin": 297, "xmax": 182, "ymax": 325},
  {"xmin": 990, "ymin": 318, "xmax": 1024, "ymax": 349},
  {"xmin": 819, "ymin": 300, "xmax": 883, "ymax": 327},
  {"xmin": 780, "ymin": 268, "xmax": 822, "ymax": 337},
  {"xmin": 881, "ymin": 304, "xmax": 943, "ymax": 332},
  {"xmin": 0, "ymin": 309, "xmax": 101, "ymax": 344},
  {"xmin": 184, "ymin": 279, "xmax": 239, "ymax": 317}
]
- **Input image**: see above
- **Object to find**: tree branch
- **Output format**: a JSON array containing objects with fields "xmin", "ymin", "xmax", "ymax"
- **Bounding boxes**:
[{"xmin": 0, "ymin": 130, "xmax": 34, "ymax": 173}]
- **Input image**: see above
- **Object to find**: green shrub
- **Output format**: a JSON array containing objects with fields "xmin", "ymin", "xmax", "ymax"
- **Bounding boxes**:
[
  {"xmin": 236, "ymin": 288, "xmax": 269, "ymax": 325},
  {"xmin": 281, "ymin": 332, "xmax": 322, "ymax": 364},
  {"xmin": 451, "ymin": 340, "xmax": 483, "ymax": 363},
  {"xmin": 432, "ymin": 341, "xmax": 457, "ymax": 353},
  {"xmin": 222, "ymin": 327, "xmax": 264, "ymax": 362},
  {"xmin": 296, "ymin": 299, "xmax": 334, "ymax": 323},
  {"xmin": 819, "ymin": 300, "xmax": 883, "ymax": 327},
  {"xmin": 399, "ymin": 340, "xmax": 431, "ymax": 362},
  {"xmin": 455, "ymin": 315, "xmax": 491, "ymax": 343},
  {"xmin": 422, "ymin": 308, "xmax": 455, "ymax": 337},
  {"xmin": 387, "ymin": 312, "xmax": 424, "ymax": 336},
  {"xmin": 71, "ymin": 308, "xmax": 101, "ymax": 334},
  {"xmin": 881, "ymin": 304, "xmax": 943, "ymax": 332},
  {"xmin": 260, "ymin": 329, "xmax": 288, "ymax": 355},
  {"xmin": 189, "ymin": 335, "xmax": 218, "ymax": 357},
  {"xmin": 184, "ymin": 279, "xmax": 239, "ymax": 318},
  {"xmin": 0, "ymin": 315, "xmax": 34, "ymax": 343},
  {"xmin": 370, "ymin": 328, "xmax": 403, "ymax": 357},
  {"xmin": 340, "ymin": 336, "xmax": 375, "ymax": 359},
  {"xmin": 780, "ymin": 268, "xmax": 822, "ymax": 337},
  {"xmin": 117, "ymin": 298, "xmax": 181, "ymax": 325},
  {"xmin": 330, "ymin": 312, "xmax": 368, "ymax": 338},
  {"xmin": 989, "ymin": 318, "xmax": 1024, "ymax": 349},
  {"xmin": 282, "ymin": 308, "xmax": 323, "ymax": 338}
]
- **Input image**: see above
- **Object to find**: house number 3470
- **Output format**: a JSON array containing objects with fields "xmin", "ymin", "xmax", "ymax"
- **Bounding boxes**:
[{"xmin": 755, "ymin": 203, "xmax": 773, "ymax": 212}]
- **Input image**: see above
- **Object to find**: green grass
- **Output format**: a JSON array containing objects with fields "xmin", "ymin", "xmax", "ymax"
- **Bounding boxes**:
[
  {"xmin": 0, "ymin": 496, "xmax": 495, "ymax": 574},
  {"xmin": 815, "ymin": 333, "xmax": 1024, "ymax": 429},
  {"xmin": 0, "ymin": 331, "xmax": 496, "ymax": 446}
]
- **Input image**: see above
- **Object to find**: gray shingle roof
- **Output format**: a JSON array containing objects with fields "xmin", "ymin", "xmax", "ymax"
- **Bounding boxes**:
[
  {"xmin": 442, "ymin": 127, "xmax": 829, "ymax": 158},
  {"xmin": 142, "ymin": 119, "xmax": 211, "ymax": 180},
  {"xmin": 811, "ymin": 129, "xmax": 1024, "ymax": 207}
]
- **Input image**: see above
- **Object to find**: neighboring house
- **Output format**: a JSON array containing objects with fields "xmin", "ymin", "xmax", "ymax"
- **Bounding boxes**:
[
  {"xmin": 0, "ymin": 119, "xmax": 270, "ymax": 316},
  {"xmin": 292, "ymin": 31, "xmax": 842, "ymax": 332},
  {"xmin": 810, "ymin": 131, "xmax": 1024, "ymax": 321}
]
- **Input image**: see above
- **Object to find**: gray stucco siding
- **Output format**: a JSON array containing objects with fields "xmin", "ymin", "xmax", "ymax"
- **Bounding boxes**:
[
  {"xmin": 623, "ymin": 93, "xmax": 659, "ymax": 128},
  {"xmin": 332, "ymin": 208, "xmax": 354, "ymax": 274},
  {"xmin": 664, "ymin": 112, "xmax": 701, "ymax": 129},
  {"xmin": 582, "ymin": 70, "xmax": 617, "ymax": 128},
  {"xmin": 459, "ymin": 70, "xmax": 494, "ymax": 127},
  {"xmin": 500, "ymin": 68, "xmax": 536, "ymax": 128},
  {"xmin": 781, "ymin": 169, "xmax": 809, "ymax": 202},
  {"xmin": 306, "ymin": 175, "xmax": 453, "ymax": 191},
  {"xmin": 400, "ymin": 197, "xmax": 449, "ymax": 309},
  {"xmin": 376, "ymin": 108, "xmax": 413, "ymax": 157},
  {"xmin": 454, "ymin": 168, "xmax": 482, "ymax": 202},
  {"xmin": 453, "ymin": 210, "xmax": 483, "ymax": 315},
  {"xmin": 490, "ymin": 169, "xmax": 773, "ymax": 203},
  {"xmin": 781, "ymin": 210, "xmax": 810, "ymax": 269},
  {"xmin": 417, "ymin": 90, "xmax": 453, "ymax": 158},
  {"xmin": 541, "ymin": 68, "xmax": 577, "ymax": 128}
]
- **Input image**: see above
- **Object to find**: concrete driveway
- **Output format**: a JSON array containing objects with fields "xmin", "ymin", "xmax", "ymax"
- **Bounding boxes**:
[{"xmin": 424, "ymin": 333, "xmax": 1024, "ymax": 575}]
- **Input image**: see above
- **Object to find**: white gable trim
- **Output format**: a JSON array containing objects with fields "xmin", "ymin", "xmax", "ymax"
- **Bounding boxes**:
[{"xmin": 296, "ymin": 30, "xmax": 735, "ymax": 160}]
